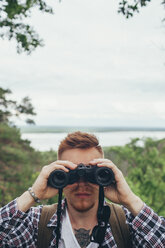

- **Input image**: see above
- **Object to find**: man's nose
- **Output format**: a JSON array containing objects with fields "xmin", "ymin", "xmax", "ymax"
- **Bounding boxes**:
[{"xmin": 77, "ymin": 177, "xmax": 88, "ymax": 184}]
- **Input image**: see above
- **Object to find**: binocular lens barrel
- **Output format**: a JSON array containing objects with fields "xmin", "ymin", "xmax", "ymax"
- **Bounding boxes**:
[
  {"xmin": 95, "ymin": 167, "xmax": 114, "ymax": 186},
  {"xmin": 48, "ymin": 170, "xmax": 69, "ymax": 189}
]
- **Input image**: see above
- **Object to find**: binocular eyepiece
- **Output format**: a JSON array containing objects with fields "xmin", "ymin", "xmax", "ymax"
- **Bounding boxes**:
[{"xmin": 48, "ymin": 163, "xmax": 115, "ymax": 189}]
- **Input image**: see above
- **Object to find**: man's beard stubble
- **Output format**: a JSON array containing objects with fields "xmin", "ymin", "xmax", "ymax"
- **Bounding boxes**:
[{"xmin": 67, "ymin": 182, "xmax": 99, "ymax": 213}]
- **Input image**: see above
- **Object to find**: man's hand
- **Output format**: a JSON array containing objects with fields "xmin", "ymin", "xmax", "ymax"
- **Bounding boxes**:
[
  {"xmin": 31, "ymin": 160, "xmax": 77, "ymax": 200},
  {"xmin": 17, "ymin": 161, "xmax": 77, "ymax": 212},
  {"xmin": 90, "ymin": 159, "xmax": 144, "ymax": 216}
]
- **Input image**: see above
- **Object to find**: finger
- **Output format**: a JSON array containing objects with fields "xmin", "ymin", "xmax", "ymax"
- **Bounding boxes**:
[
  {"xmin": 97, "ymin": 162, "xmax": 123, "ymax": 181},
  {"xmin": 41, "ymin": 160, "xmax": 78, "ymax": 179},
  {"xmin": 104, "ymin": 184, "xmax": 116, "ymax": 191},
  {"xmin": 97, "ymin": 161, "xmax": 119, "ymax": 171},
  {"xmin": 40, "ymin": 164, "xmax": 69, "ymax": 179},
  {"xmin": 49, "ymin": 164, "xmax": 69, "ymax": 173},
  {"xmin": 50, "ymin": 160, "xmax": 77, "ymax": 170},
  {"xmin": 97, "ymin": 162, "xmax": 116, "ymax": 168},
  {"xmin": 89, "ymin": 158, "xmax": 112, "ymax": 165}
]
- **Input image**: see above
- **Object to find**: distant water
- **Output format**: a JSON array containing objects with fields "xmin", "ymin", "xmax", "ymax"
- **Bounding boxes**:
[{"xmin": 21, "ymin": 131, "xmax": 165, "ymax": 151}]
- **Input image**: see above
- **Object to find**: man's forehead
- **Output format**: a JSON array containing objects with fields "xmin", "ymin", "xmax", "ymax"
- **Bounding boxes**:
[{"xmin": 60, "ymin": 147, "xmax": 103, "ymax": 164}]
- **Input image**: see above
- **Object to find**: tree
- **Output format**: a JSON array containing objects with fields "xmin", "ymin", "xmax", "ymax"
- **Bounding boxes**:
[
  {"xmin": 104, "ymin": 138, "xmax": 165, "ymax": 216},
  {"xmin": 0, "ymin": 0, "xmax": 54, "ymax": 54},
  {"xmin": 0, "ymin": 86, "xmax": 59, "ymax": 207},
  {"xmin": 0, "ymin": 86, "xmax": 37, "ymax": 206},
  {"xmin": 0, "ymin": 121, "xmax": 59, "ymax": 206},
  {"xmin": 118, "ymin": 0, "xmax": 164, "ymax": 18},
  {"xmin": 0, "ymin": 123, "xmax": 39, "ymax": 205},
  {"xmin": 118, "ymin": 0, "xmax": 151, "ymax": 18},
  {"xmin": 0, "ymin": 0, "xmax": 164, "ymax": 54},
  {"xmin": 0, "ymin": 86, "xmax": 36, "ymax": 124}
]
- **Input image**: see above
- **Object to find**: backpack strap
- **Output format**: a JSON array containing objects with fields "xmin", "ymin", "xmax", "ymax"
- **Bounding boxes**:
[
  {"xmin": 107, "ymin": 203, "xmax": 131, "ymax": 248},
  {"xmin": 37, "ymin": 203, "xmax": 58, "ymax": 248},
  {"xmin": 37, "ymin": 203, "xmax": 131, "ymax": 248}
]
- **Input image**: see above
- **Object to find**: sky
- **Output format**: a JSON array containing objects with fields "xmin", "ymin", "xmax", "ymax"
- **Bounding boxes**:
[{"xmin": 0, "ymin": 0, "xmax": 165, "ymax": 127}]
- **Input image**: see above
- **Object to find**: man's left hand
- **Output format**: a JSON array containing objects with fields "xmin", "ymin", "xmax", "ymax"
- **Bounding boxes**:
[{"xmin": 89, "ymin": 158, "xmax": 144, "ymax": 216}]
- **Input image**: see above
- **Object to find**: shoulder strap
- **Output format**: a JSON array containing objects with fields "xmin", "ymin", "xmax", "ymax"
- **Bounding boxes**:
[
  {"xmin": 37, "ymin": 203, "xmax": 131, "ymax": 248},
  {"xmin": 37, "ymin": 203, "xmax": 58, "ymax": 248},
  {"xmin": 107, "ymin": 202, "xmax": 131, "ymax": 248}
]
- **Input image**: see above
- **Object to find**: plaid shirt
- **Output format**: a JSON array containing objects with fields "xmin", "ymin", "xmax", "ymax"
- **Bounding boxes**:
[{"xmin": 0, "ymin": 199, "xmax": 165, "ymax": 248}]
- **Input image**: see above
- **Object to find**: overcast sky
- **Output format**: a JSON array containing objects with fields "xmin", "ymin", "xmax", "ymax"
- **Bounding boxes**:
[{"xmin": 0, "ymin": 0, "xmax": 165, "ymax": 127}]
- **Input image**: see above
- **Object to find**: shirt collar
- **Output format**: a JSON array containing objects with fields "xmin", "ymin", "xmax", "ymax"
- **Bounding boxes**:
[
  {"xmin": 46, "ymin": 199, "xmax": 115, "ymax": 247},
  {"xmin": 47, "ymin": 199, "xmax": 108, "ymax": 227}
]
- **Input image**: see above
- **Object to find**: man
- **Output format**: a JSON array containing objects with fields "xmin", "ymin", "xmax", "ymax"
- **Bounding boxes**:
[{"xmin": 0, "ymin": 131, "xmax": 165, "ymax": 248}]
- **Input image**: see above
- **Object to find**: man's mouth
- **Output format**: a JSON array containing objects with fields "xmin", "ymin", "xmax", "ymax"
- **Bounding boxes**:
[{"xmin": 75, "ymin": 192, "xmax": 91, "ymax": 198}]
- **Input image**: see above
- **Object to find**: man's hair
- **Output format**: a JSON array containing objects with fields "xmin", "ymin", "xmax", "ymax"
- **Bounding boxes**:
[{"xmin": 58, "ymin": 131, "xmax": 103, "ymax": 158}]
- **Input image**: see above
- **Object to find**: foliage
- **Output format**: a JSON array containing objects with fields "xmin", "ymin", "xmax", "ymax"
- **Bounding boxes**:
[
  {"xmin": 0, "ymin": 86, "xmax": 58, "ymax": 206},
  {"xmin": 0, "ymin": 0, "xmax": 54, "ymax": 53},
  {"xmin": 118, "ymin": 0, "xmax": 152, "ymax": 18},
  {"xmin": 118, "ymin": 0, "xmax": 165, "ymax": 19},
  {"xmin": 0, "ymin": 87, "xmax": 36, "ymax": 124},
  {"xmin": 0, "ymin": 123, "xmax": 59, "ymax": 206},
  {"xmin": 40, "ymin": 149, "xmax": 57, "ymax": 165},
  {"xmin": 0, "ymin": 1, "xmax": 164, "ymax": 54},
  {"xmin": 0, "ymin": 123, "xmax": 41, "ymax": 205},
  {"xmin": 103, "ymin": 137, "xmax": 165, "ymax": 216}
]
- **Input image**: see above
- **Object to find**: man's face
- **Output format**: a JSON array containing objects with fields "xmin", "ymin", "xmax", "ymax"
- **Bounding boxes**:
[{"xmin": 60, "ymin": 147, "xmax": 103, "ymax": 213}]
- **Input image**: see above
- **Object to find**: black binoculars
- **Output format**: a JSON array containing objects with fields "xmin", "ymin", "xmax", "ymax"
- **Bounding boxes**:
[{"xmin": 48, "ymin": 163, "xmax": 115, "ymax": 189}]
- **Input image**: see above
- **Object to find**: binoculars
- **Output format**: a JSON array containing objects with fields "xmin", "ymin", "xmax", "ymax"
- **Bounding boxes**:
[{"xmin": 48, "ymin": 163, "xmax": 115, "ymax": 189}]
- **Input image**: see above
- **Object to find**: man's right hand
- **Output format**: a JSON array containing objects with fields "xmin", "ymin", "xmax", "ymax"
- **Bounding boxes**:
[
  {"xmin": 32, "ymin": 160, "xmax": 77, "ymax": 200},
  {"xmin": 17, "ymin": 161, "xmax": 77, "ymax": 212}
]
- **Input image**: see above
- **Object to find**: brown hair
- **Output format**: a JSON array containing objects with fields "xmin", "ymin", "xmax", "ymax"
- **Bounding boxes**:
[{"xmin": 58, "ymin": 131, "xmax": 103, "ymax": 158}]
